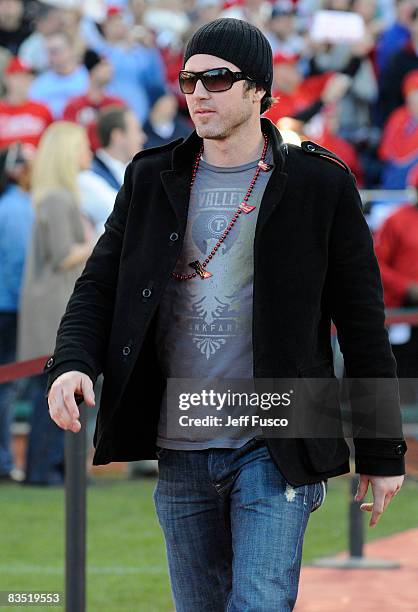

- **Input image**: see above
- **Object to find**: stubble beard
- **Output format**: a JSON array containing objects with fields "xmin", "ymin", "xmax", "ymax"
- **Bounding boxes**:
[{"xmin": 194, "ymin": 103, "xmax": 253, "ymax": 141}]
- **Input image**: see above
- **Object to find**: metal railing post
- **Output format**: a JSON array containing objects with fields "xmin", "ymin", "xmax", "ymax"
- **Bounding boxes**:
[{"xmin": 65, "ymin": 403, "xmax": 87, "ymax": 612}]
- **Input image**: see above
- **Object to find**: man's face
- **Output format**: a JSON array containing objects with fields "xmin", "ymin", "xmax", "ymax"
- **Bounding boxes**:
[
  {"xmin": 407, "ymin": 89, "xmax": 418, "ymax": 116},
  {"xmin": 46, "ymin": 35, "xmax": 74, "ymax": 73},
  {"xmin": 398, "ymin": 0, "xmax": 414, "ymax": 24},
  {"xmin": 409, "ymin": 13, "xmax": 418, "ymax": 39},
  {"xmin": 5, "ymin": 72, "xmax": 32, "ymax": 99},
  {"xmin": 37, "ymin": 9, "xmax": 62, "ymax": 35},
  {"xmin": 0, "ymin": 0, "xmax": 23, "ymax": 29},
  {"xmin": 270, "ymin": 14, "xmax": 295, "ymax": 38},
  {"xmin": 150, "ymin": 94, "xmax": 178, "ymax": 124},
  {"xmin": 273, "ymin": 62, "xmax": 301, "ymax": 92},
  {"xmin": 129, "ymin": 0, "xmax": 146, "ymax": 21},
  {"xmin": 118, "ymin": 111, "xmax": 146, "ymax": 161},
  {"xmin": 353, "ymin": 0, "xmax": 377, "ymax": 22},
  {"xmin": 183, "ymin": 54, "xmax": 262, "ymax": 140},
  {"xmin": 198, "ymin": 4, "xmax": 222, "ymax": 24},
  {"xmin": 91, "ymin": 59, "xmax": 113, "ymax": 87},
  {"xmin": 103, "ymin": 14, "xmax": 129, "ymax": 42}
]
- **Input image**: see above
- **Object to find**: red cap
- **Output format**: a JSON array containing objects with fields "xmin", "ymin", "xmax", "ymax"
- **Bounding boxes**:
[
  {"xmin": 403, "ymin": 70, "xmax": 418, "ymax": 97},
  {"xmin": 222, "ymin": 0, "xmax": 243, "ymax": 7},
  {"xmin": 106, "ymin": 5, "xmax": 122, "ymax": 18},
  {"xmin": 5, "ymin": 57, "xmax": 31, "ymax": 75},
  {"xmin": 273, "ymin": 52, "xmax": 299, "ymax": 66}
]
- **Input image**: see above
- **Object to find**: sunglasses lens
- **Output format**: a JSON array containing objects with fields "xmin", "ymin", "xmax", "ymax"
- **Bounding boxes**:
[
  {"xmin": 179, "ymin": 72, "xmax": 197, "ymax": 94},
  {"xmin": 179, "ymin": 69, "xmax": 234, "ymax": 93},
  {"xmin": 202, "ymin": 69, "xmax": 233, "ymax": 92}
]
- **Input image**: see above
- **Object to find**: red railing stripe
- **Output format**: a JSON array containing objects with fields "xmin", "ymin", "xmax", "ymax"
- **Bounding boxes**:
[{"xmin": 1, "ymin": 309, "xmax": 418, "ymax": 384}]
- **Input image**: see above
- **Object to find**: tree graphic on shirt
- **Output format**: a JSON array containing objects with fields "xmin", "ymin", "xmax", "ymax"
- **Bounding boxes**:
[{"xmin": 190, "ymin": 291, "xmax": 240, "ymax": 360}]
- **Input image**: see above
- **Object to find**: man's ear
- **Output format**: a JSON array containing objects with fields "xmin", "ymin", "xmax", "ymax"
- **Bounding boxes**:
[{"xmin": 255, "ymin": 85, "xmax": 266, "ymax": 103}]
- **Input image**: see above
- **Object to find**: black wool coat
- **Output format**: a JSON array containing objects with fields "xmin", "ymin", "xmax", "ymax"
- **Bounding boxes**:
[{"xmin": 44, "ymin": 117, "xmax": 407, "ymax": 486}]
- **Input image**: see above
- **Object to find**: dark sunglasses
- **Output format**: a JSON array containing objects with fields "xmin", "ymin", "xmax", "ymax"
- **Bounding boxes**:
[{"xmin": 179, "ymin": 67, "xmax": 253, "ymax": 94}]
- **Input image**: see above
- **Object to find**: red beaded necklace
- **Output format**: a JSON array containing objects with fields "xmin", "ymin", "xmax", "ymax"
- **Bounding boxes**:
[{"xmin": 172, "ymin": 132, "xmax": 271, "ymax": 281}]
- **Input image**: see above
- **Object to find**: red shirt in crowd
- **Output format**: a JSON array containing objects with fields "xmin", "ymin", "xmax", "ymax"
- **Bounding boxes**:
[
  {"xmin": 264, "ymin": 73, "xmax": 333, "ymax": 125},
  {"xmin": 374, "ymin": 205, "xmax": 418, "ymax": 307},
  {"xmin": 314, "ymin": 128, "xmax": 364, "ymax": 187},
  {"xmin": 379, "ymin": 105, "xmax": 418, "ymax": 165},
  {"xmin": 63, "ymin": 94, "xmax": 124, "ymax": 151},
  {"xmin": 0, "ymin": 100, "xmax": 53, "ymax": 149},
  {"xmin": 159, "ymin": 46, "xmax": 186, "ymax": 109}
]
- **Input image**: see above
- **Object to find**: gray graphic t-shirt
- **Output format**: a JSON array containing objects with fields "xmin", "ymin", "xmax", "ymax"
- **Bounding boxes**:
[{"xmin": 155, "ymin": 143, "xmax": 275, "ymax": 449}]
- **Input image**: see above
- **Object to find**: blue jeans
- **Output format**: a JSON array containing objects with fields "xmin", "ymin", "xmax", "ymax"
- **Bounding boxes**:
[
  {"xmin": 153, "ymin": 437, "xmax": 327, "ymax": 612},
  {"xmin": 24, "ymin": 373, "xmax": 64, "ymax": 485},
  {"xmin": 0, "ymin": 312, "xmax": 18, "ymax": 476}
]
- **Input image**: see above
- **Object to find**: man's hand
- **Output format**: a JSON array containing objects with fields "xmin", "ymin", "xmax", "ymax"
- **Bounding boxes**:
[
  {"xmin": 321, "ymin": 73, "xmax": 352, "ymax": 105},
  {"xmin": 48, "ymin": 371, "xmax": 96, "ymax": 433},
  {"xmin": 355, "ymin": 474, "xmax": 404, "ymax": 527}
]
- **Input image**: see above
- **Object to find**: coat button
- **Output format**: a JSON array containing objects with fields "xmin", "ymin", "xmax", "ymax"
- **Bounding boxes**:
[
  {"xmin": 46, "ymin": 357, "xmax": 54, "ymax": 368},
  {"xmin": 169, "ymin": 232, "xmax": 179, "ymax": 241},
  {"xmin": 142, "ymin": 288, "xmax": 152, "ymax": 298},
  {"xmin": 395, "ymin": 443, "xmax": 404, "ymax": 455},
  {"xmin": 122, "ymin": 346, "xmax": 131, "ymax": 356},
  {"xmin": 306, "ymin": 143, "xmax": 316, "ymax": 152}
]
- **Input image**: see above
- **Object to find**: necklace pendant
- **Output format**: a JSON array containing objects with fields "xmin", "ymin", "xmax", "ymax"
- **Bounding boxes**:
[
  {"xmin": 258, "ymin": 160, "xmax": 272, "ymax": 172},
  {"xmin": 189, "ymin": 260, "xmax": 213, "ymax": 279},
  {"xmin": 239, "ymin": 202, "xmax": 256, "ymax": 214}
]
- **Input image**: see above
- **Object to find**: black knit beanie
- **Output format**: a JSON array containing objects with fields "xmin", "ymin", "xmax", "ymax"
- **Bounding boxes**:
[{"xmin": 183, "ymin": 18, "xmax": 273, "ymax": 97}]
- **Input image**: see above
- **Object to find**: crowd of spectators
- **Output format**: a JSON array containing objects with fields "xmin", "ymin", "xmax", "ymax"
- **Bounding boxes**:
[
  {"xmin": 3, "ymin": 0, "xmax": 418, "ymax": 187},
  {"xmin": 2, "ymin": 0, "xmax": 418, "ymax": 483}
]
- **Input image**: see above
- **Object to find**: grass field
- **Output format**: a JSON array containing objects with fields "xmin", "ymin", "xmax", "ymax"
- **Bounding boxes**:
[{"xmin": 1, "ymin": 474, "xmax": 417, "ymax": 612}]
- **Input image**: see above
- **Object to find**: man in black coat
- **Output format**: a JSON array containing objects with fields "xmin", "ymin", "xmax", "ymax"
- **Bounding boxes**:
[{"xmin": 46, "ymin": 18, "xmax": 407, "ymax": 611}]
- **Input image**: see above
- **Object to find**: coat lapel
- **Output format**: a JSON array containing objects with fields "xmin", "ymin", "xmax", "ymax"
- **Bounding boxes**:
[
  {"xmin": 159, "ymin": 130, "xmax": 200, "ymax": 229},
  {"xmin": 255, "ymin": 118, "xmax": 288, "ymax": 242},
  {"xmin": 254, "ymin": 169, "xmax": 288, "ymax": 245},
  {"xmin": 160, "ymin": 168, "xmax": 193, "ymax": 232}
]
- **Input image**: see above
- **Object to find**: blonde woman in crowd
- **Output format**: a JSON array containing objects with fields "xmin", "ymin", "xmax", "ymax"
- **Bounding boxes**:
[{"xmin": 18, "ymin": 121, "xmax": 95, "ymax": 485}]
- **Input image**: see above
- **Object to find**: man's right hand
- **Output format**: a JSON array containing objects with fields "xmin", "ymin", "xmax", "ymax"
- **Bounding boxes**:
[
  {"xmin": 321, "ymin": 73, "xmax": 352, "ymax": 105},
  {"xmin": 48, "ymin": 371, "xmax": 96, "ymax": 433}
]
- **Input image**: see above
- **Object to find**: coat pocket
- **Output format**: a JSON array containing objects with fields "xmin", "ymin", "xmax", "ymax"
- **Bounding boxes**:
[
  {"xmin": 303, "ymin": 437, "xmax": 350, "ymax": 472},
  {"xmin": 297, "ymin": 360, "xmax": 350, "ymax": 473}
]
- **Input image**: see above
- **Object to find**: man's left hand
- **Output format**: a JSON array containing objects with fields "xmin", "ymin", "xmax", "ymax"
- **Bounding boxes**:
[{"xmin": 355, "ymin": 474, "xmax": 404, "ymax": 527}]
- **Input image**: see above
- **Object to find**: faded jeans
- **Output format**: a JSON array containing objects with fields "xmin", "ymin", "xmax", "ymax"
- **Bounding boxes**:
[{"xmin": 153, "ymin": 437, "xmax": 327, "ymax": 612}]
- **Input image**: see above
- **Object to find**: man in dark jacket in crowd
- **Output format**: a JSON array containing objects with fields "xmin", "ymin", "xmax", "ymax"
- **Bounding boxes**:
[
  {"xmin": 45, "ymin": 18, "xmax": 407, "ymax": 611},
  {"xmin": 379, "ymin": 5, "xmax": 418, "ymax": 124}
]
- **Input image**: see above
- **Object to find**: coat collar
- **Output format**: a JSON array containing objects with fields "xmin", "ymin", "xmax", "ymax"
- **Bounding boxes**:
[
  {"xmin": 169, "ymin": 117, "xmax": 286, "ymax": 172},
  {"xmin": 160, "ymin": 117, "xmax": 288, "ymax": 230}
]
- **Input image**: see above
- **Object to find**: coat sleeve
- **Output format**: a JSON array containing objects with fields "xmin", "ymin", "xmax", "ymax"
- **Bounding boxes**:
[
  {"xmin": 327, "ymin": 171, "xmax": 407, "ymax": 476},
  {"xmin": 43, "ymin": 162, "xmax": 133, "ymax": 396}
]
